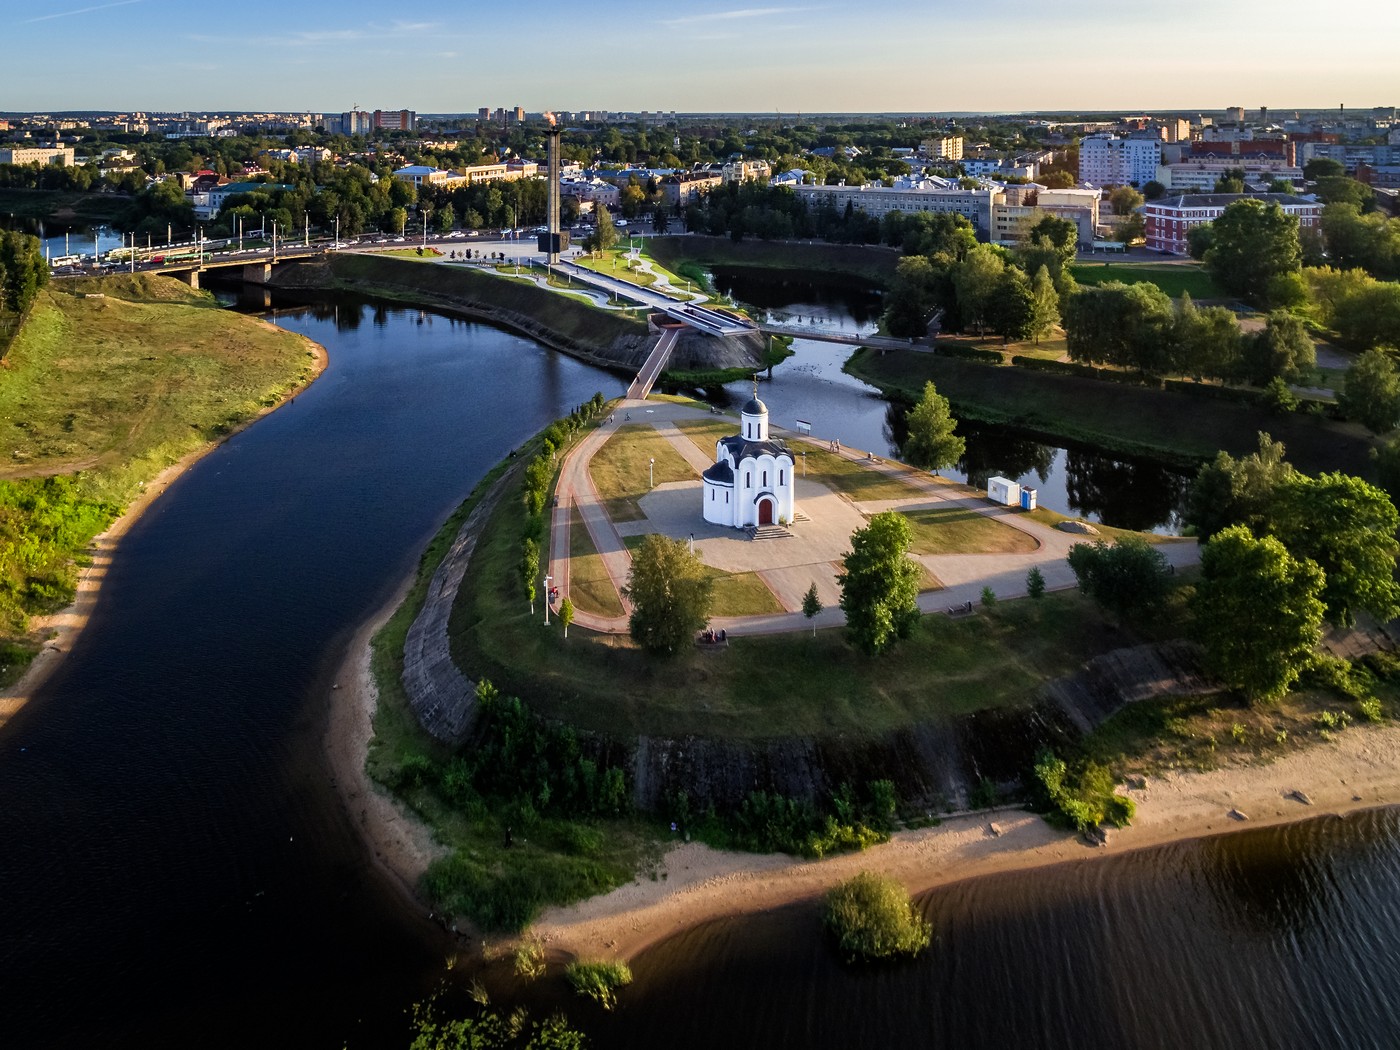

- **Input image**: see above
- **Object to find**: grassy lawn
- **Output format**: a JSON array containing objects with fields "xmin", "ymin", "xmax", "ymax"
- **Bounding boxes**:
[
  {"xmin": 1, "ymin": 278, "xmax": 318, "ymax": 496},
  {"xmin": 1069, "ymin": 262, "xmax": 1223, "ymax": 300},
  {"xmin": 797, "ymin": 445, "xmax": 930, "ymax": 502},
  {"xmin": 620, "ymin": 534, "xmax": 784, "ymax": 616},
  {"xmin": 572, "ymin": 249, "xmax": 661, "ymax": 289},
  {"xmin": 371, "ymin": 247, "xmax": 443, "ymax": 260},
  {"xmin": 901, "ymin": 506, "xmax": 1040, "ymax": 555},
  {"xmin": 588, "ymin": 424, "xmax": 697, "ymax": 522},
  {"xmin": 567, "ymin": 507, "xmax": 625, "ymax": 618},
  {"xmin": 646, "ymin": 235, "xmax": 901, "ymax": 287},
  {"xmin": 672, "ymin": 417, "xmax": 737, "ymax": 459},
  {"xmin": 1024, "ymin": 506, "xmax": 1189, "ymax": 546},
  {"xmin": 450, "ymin": 465, "xmax": 1139, "ymax": 740}
]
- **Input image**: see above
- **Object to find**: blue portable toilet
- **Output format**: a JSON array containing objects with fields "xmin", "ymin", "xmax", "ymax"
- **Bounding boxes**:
[{"xmin": 1020, "ymin": 488, "xmax": 1038, "ymax": 511}]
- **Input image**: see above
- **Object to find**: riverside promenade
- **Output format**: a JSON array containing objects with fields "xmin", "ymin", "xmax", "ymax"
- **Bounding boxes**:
[{"xmin": 546, "ymin": 397, "xmax": 1201, "ymax": 638}]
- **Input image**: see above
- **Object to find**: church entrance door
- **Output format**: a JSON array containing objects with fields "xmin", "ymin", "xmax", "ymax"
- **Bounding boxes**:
[{"xmin": 758, "ymin": 497, "xmax": 775, "ymax": 526}]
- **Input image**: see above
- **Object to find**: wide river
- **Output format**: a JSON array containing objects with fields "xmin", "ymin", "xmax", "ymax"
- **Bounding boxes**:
[{"xmin": 2, "ymin": 282, "xmax": 1399, "ymax": 1048}]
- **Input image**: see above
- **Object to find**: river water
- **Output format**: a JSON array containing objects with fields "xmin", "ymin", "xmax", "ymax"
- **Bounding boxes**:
[
  {"xmin": 3, "ymin": 278, "xmax": 1397, "ymax": 1048},
  {"xmin": 0, "ymin": 295, "xmax": 624, "ymax": 1048},
  {"xmin": 709, "ymin": 266, "xmax": 1190, "ymax": 533}
]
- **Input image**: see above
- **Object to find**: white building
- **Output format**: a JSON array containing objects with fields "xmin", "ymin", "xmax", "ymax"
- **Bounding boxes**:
[
  {"xmin": 0, "ymin": 146, "xmax": 74, "ymax": 167},
  {"xmin": 701, "ymin": 396, "xmax": 795, "ymax": 529},
  {"xmin": 1078, "ymin": 135, "xmax": 1162, "ymax": 187}
]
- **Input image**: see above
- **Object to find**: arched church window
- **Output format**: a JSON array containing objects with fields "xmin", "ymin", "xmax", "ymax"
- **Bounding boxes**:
[
  {"xmin": 762, "ymin": 471, "xmax": 768, "ymax": 486},
  {"xmin": 779, "ymin": 469, "xmax": 784, "ymax": 485},
  {"xmin": 746, "ymin": 471, "xmax": 751, "ymax": 486}
]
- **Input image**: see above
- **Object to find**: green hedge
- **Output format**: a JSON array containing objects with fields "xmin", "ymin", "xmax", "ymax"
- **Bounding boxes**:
[
  {"xmin": 1011, "ymin": 356, "xmax": 1162, "ymax": 387},
  {"xmin": 932, "ymin": 343, "xmax": 1004, "ymax": 364}
]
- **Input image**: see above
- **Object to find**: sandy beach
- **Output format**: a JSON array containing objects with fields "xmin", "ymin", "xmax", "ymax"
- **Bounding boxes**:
[
  {"xmin": 327, "ymin": 596, "xmax": 1400, "ymax": 963},
  {"xmin": 0, "ymin": 329, "xmax": 326, "ymax": 730}
]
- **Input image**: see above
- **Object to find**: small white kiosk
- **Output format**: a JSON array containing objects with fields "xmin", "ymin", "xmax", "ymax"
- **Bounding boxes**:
[{"xmin": 987, "ymin": 476, "xmax": 1021, "ymax": 507}]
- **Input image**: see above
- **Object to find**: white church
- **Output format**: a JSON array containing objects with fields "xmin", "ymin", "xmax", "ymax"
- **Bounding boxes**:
[{"xmin": 701, "ymin": 393, "xmax": 796, "ymax": 528}]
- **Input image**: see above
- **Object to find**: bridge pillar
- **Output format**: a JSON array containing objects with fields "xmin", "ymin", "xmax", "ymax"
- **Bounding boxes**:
[
  {"xmin": 173, "ymin": 268, "xmax": 200, "ymax": 289},
  {"xmin": 242, "ymin": 263, "xmax": 274, "ymax": 285}
]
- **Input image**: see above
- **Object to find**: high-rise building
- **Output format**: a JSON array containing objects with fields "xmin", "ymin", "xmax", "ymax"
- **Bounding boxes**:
[
  {"xmin": 478, "ymin": 107, "xmax": 491, "ymax": 122},
  {"xmin": 373, "ymin": 109, "xmax": 416, "ymax": 132},
  {"xmin": 1226, "ymin": 106, "xmax": 1245, "ymax": 124},
  {"xmin": 921, "ymin": 136, "xmax": 964, "ymax": 162},
  {"xmin": 1078, "ymin": 135, "xmax": 1162, "ymax": 187}
]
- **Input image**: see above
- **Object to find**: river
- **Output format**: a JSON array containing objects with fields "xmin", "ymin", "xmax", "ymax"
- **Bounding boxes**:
[
  {"xmin": 1, "ymin": 277, "xmax": 1396, "ymax": 1048},
  {"xmin": 0, "ymin": 294, "xmax": 624, "ymax": 1048}
]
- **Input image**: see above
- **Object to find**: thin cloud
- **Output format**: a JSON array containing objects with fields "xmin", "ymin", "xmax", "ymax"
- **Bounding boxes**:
[
  {"xmin": 659, "ymin": 6, "xmax": 822, "ymax": 28},
  {"xmin": 23, "ymin": 0, "xmax": 145, "ymax": 23}
]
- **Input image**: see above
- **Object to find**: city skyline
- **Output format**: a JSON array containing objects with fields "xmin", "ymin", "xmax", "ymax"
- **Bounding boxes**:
[{"xmin": 5, "ymin": 0, "xmax": 1398, "ymax": 115}]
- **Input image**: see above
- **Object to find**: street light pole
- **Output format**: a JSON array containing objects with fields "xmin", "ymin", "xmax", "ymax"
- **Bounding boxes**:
[
  {"xmin": 542, "ymin": 574, "xmax": 553, "ymax": 625},
  {"xmin": 649, "ymin": 457, "xmax": 655, "ymax": 488}
]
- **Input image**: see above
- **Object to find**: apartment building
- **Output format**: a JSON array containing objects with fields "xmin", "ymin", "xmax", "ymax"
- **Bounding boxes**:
[
  {"xmin": 1078, "ymin": 135, "xmax": 1162, "ymax": 187},
  {"xmin": 793, "ymin": 182, "xmax": 997, "ymax": 235},
  {"xmin": 1143, "ymin": 193, "xmax": 1320, "ymax": 255}
]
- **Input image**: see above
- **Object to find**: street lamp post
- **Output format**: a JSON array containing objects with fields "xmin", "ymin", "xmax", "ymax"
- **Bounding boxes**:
[
  {"xmin": 649, "ymin": 457, "xmax": 655, "ymax": 488},
  {"xmin": 542, "ymin": 574, "xmax": 553, "ymax": 625}
]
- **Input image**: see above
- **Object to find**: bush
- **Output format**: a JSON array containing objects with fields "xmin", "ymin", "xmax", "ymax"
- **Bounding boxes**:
[
  {"xmin": 823, "ymin": 871, "xmax": 932, "ymax": 962},
  {"xmin": 933, "ymin": 343, "xmax": 1004, "ymax": 364},
  {"xmin": 565, "ymin": 960, "xmax": 633, "ymax": 1010},
  {"xmin": 1032, "ymin": 748, "xmax": 1135, "ymax": 834},
  {"xmin": 1011, "ymin": 355, "xmax": 1162, "ymax": 387}
]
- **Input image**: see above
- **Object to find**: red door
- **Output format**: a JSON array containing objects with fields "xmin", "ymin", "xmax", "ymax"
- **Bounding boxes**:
[{"xmin": 758, "ymin": 498, "xmax": 775, "ymax": 526}]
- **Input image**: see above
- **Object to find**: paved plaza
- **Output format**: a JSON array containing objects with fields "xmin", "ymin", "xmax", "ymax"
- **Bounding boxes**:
[{"xmin": 549, "ymin": 398, "xmax": 1201, "ymax": 637}]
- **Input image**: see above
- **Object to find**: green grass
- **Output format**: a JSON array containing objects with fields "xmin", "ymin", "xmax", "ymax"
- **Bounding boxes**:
[
  {"xmin": 566, "ymin": 507, "xmax": 625, "ymax": 618},
  {"xmin": 1023, "ymin": 506, "xmax": 1189, "ymax": 546},
  {"xmin": 672, "ymin": 417, "xmax": 739, "ymax": 459},
  {"xmin": 901, "ymin": 506, "xmax": 1040, "ymax": 555},
  {"xmin": 619, "ymin": 534, "xmax": 784, "ymax": 616},
  {"xmin": 1069, "ymin": 262, "xmax": 1224, "ymax": 300},
  {"xmin": 588, "ymin": 424, "xmax": 697, "ymax": 521},
  {"xmin": 572, "ymin": 249, "xmax": 662, "ymax": 289},
  {"xmin": 797, "ymin": 445, "xmax": 931, "ymax": 502},
  {"xmin": 450, "ymin": 468, "xmax": 1139, "ymax": 739}
]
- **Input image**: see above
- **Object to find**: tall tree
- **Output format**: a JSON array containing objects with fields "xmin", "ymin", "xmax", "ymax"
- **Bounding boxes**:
[
  {"xmin": 1064, "ymin": 281, "xmax": 1175, "ymax": 373},
  {"xmin": 988, "ymin": 267, "xmax": 1035, "ymax": 343},
  {"xmin": 1027, "ymin": 265, "xmax": 1060, "ymax": 344},
  {"xmin": 622, "ymin": 534, "xmax": 713, "ymax": 654},
  {"xmin": 883, "ymin": 255, "xmax": 941, "ymax": 338},
  {"xmin": 902, "ymin": 381, "xmax": 965, "ymax": 474},
  {"xmin": 1185, "ymin": 432, "xmax": 1294, "ymax": 542},
  {"xmin": 1173, "ymin": 293, "xmax": 1241, "ymax": 380},
  {"xmin": 1267, "ymin": 472, "xmax": 1400, "ymax": 627},
  {"xmin": 1203, "ymin": 199, "xmax": 1303, "ymax": 306},
  {"xmin": 1339, "ymin": 347, "xmax": 1400, "ymax": 433},
  {"xmin": 952, "ymin": 243, "xmax": 1005, "ymax": 335},
  {"xmin": 802, "ymin": 582, "xmax": 823, "ymax": 636},
  {"xmin": 1238, "ymin": 310, "xmax": 1316, "ymax": 386},
  {"xmin": 1066, "ymin": 537, "xmax": 1171, "ymax": 623},
  {"xmin": 838, "ymin": 511, "xmax": 921, "ymax": 656},
  {"xmin": 1192, "ymin": 525, "xmax": 1325, "ymax": 702}
]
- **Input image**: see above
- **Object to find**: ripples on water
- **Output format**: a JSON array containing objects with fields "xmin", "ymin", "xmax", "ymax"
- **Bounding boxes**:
[{"xmin": 583, "ymin": 809, "xmax": 1400, "ymax": 1050}]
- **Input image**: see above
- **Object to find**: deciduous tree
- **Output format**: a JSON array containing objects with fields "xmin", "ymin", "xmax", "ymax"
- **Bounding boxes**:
[
  {"xmin": 1066, "ymin": 536, "xmax": 1170, "ymax": 622},
  {"xmin": 1203, "ymin": 199, "xmax": 1303, "ymax": 306},
  {"xmin": 1339, "ymin": 347, "xmax": 1400, "ymax": 433},
  {"xmin": 623, "ymin": 534, "xmax": 713, "ymax": 654},
  {"xmin": 1192, "ymin": 525, "xmax": 1325, "ymax": 702},
  {"xmin": 838, "ymin": 511, "xmax": 921, "ymax": 656},
  {"xmin": 902, "ymin": 381, "xmax": 965, "ymax": 474}
]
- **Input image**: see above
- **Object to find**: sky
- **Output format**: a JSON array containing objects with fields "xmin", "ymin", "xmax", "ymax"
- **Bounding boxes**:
[{"xmin": 4, "ymin": 0, "xmax": 1399, "ymax": 116}]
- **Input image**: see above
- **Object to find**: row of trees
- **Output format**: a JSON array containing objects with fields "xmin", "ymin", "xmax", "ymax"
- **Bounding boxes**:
[{"xmin": 1064, "ymin": 284, "xmax": 1315, "ymax": 385}]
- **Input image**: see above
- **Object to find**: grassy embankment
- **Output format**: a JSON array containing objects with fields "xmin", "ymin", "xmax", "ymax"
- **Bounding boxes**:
[
  {"xmin": 0, "ymin": 274, "xmax": 319, "ymax": 684},
  {"xmin": 310, "ymin": 253, "xmax": 647, "ymax": 360},
  {"xmin": 845, "ymin": 346, "xmax": 1380, "ymax": 478},
  {"xmin": 646, "ymin": 235, "xmax": 901, "ymax": 289},
  {"xmin": 368, "ymin": 418, "xmax": 660, "ymax": 932}
]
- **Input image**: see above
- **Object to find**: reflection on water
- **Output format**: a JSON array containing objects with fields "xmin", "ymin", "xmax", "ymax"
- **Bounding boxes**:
[
  {"xmin": 585, "ymin": 808, "xmax": 1400, "ymax": 1050},
  {"xmin": 707, "ymin": 268, "xmax": 1190, "ymax": 533}
]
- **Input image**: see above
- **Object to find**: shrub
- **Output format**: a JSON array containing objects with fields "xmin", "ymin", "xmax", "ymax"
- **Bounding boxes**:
[
  {"xmin": 1358, "ymin": 697, "xmax": 1385, "ymax": 723},
  {"xmin": 1026, "ymin": 565, "xmax": 1046, "ymax": 600},
  {"xmin": 512, "ymin": 937, "xmax": 546, "ymax": 981},
  {"xmin": 823, "ymin": 871, "xmax": 932, "ymax": 962},
  {"xmin": 565, "ymin": 960, "xmax": 633, "ymax": 1010},
  {"xmin": 980, "ymin": 586, "xmax": 997, "ymax": 607},
  {"xmin": 1032, "ymin": 748, "xmax": 1135, "ymax": 834}
]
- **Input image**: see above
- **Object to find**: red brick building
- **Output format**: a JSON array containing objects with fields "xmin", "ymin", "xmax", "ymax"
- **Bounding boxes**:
[{"xmin": 1143, "ymin": 193, "xmax": 1321, "ymax": 255}]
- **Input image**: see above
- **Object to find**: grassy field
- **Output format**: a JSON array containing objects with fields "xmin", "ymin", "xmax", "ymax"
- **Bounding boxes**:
[
  {"xmin": 587, "ymin": 424, "xmax": 697, "ymax": 521},
  {"xmin": 1, "ymin": 278, "xmax": 319, "ymax": 496},
  {"xmin": 845, "ymin": 346, "xmax": 1381, "ymax": 479},
  {"xmin": 572, "ymin": 249, "xmax": 662, "ymax": 289},
  {"xmin": 902, "ymin": 507, "xmax": 1040, "ymax": 555},
  {"xmin": 0, "ymin": 274, "xmax": 317, "ymax": 681},
  {"xmin": 1069, "ymin": 261, "xmax": 1224, "ymax": 300},
  {"xmin": 798, "ymin": 445, "xmax": 931, "ymax": 502},
  {"xmin": 566, "ymin": 507, "xmax": 625, "ymax": 618},
  {"xmin": 450, "ymin": 456, "xmax": 1141, "ymax": 739}
]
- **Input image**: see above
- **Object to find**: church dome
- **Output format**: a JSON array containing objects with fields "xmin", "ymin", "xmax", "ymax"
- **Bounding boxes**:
[{"xmin": 741, "ymin": 396, "xmax": 767, "ymax": 416}]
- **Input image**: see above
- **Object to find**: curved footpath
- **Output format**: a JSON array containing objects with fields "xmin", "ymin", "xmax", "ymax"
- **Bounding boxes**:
[{"xmin": 548, "ymin": 398, "xmax": 1200, "ymax": 637}]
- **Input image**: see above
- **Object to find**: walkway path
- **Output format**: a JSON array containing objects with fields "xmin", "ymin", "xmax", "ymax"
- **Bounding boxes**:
[
  {"xmin": 546, "ymin": 398, "xmax": 1201, "ymax": 639},
  {"xmin": 625, "ymin": 326, "xmax": 680, "ymax": 401}
]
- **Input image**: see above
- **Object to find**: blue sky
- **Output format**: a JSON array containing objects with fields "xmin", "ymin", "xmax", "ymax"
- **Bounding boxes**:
[{"xmin": 5, "ymin": 0, "xmax": 1398, "ymax": 115}]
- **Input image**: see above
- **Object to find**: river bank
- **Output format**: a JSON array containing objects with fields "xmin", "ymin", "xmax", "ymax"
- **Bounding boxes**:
[
  {"xmin": 0, "ymin": 321, "xmax": 326, "ymax": 728},
  {"xmin": 332, "ymin": 531, "xmax": 1400, "ymax": 965}
]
